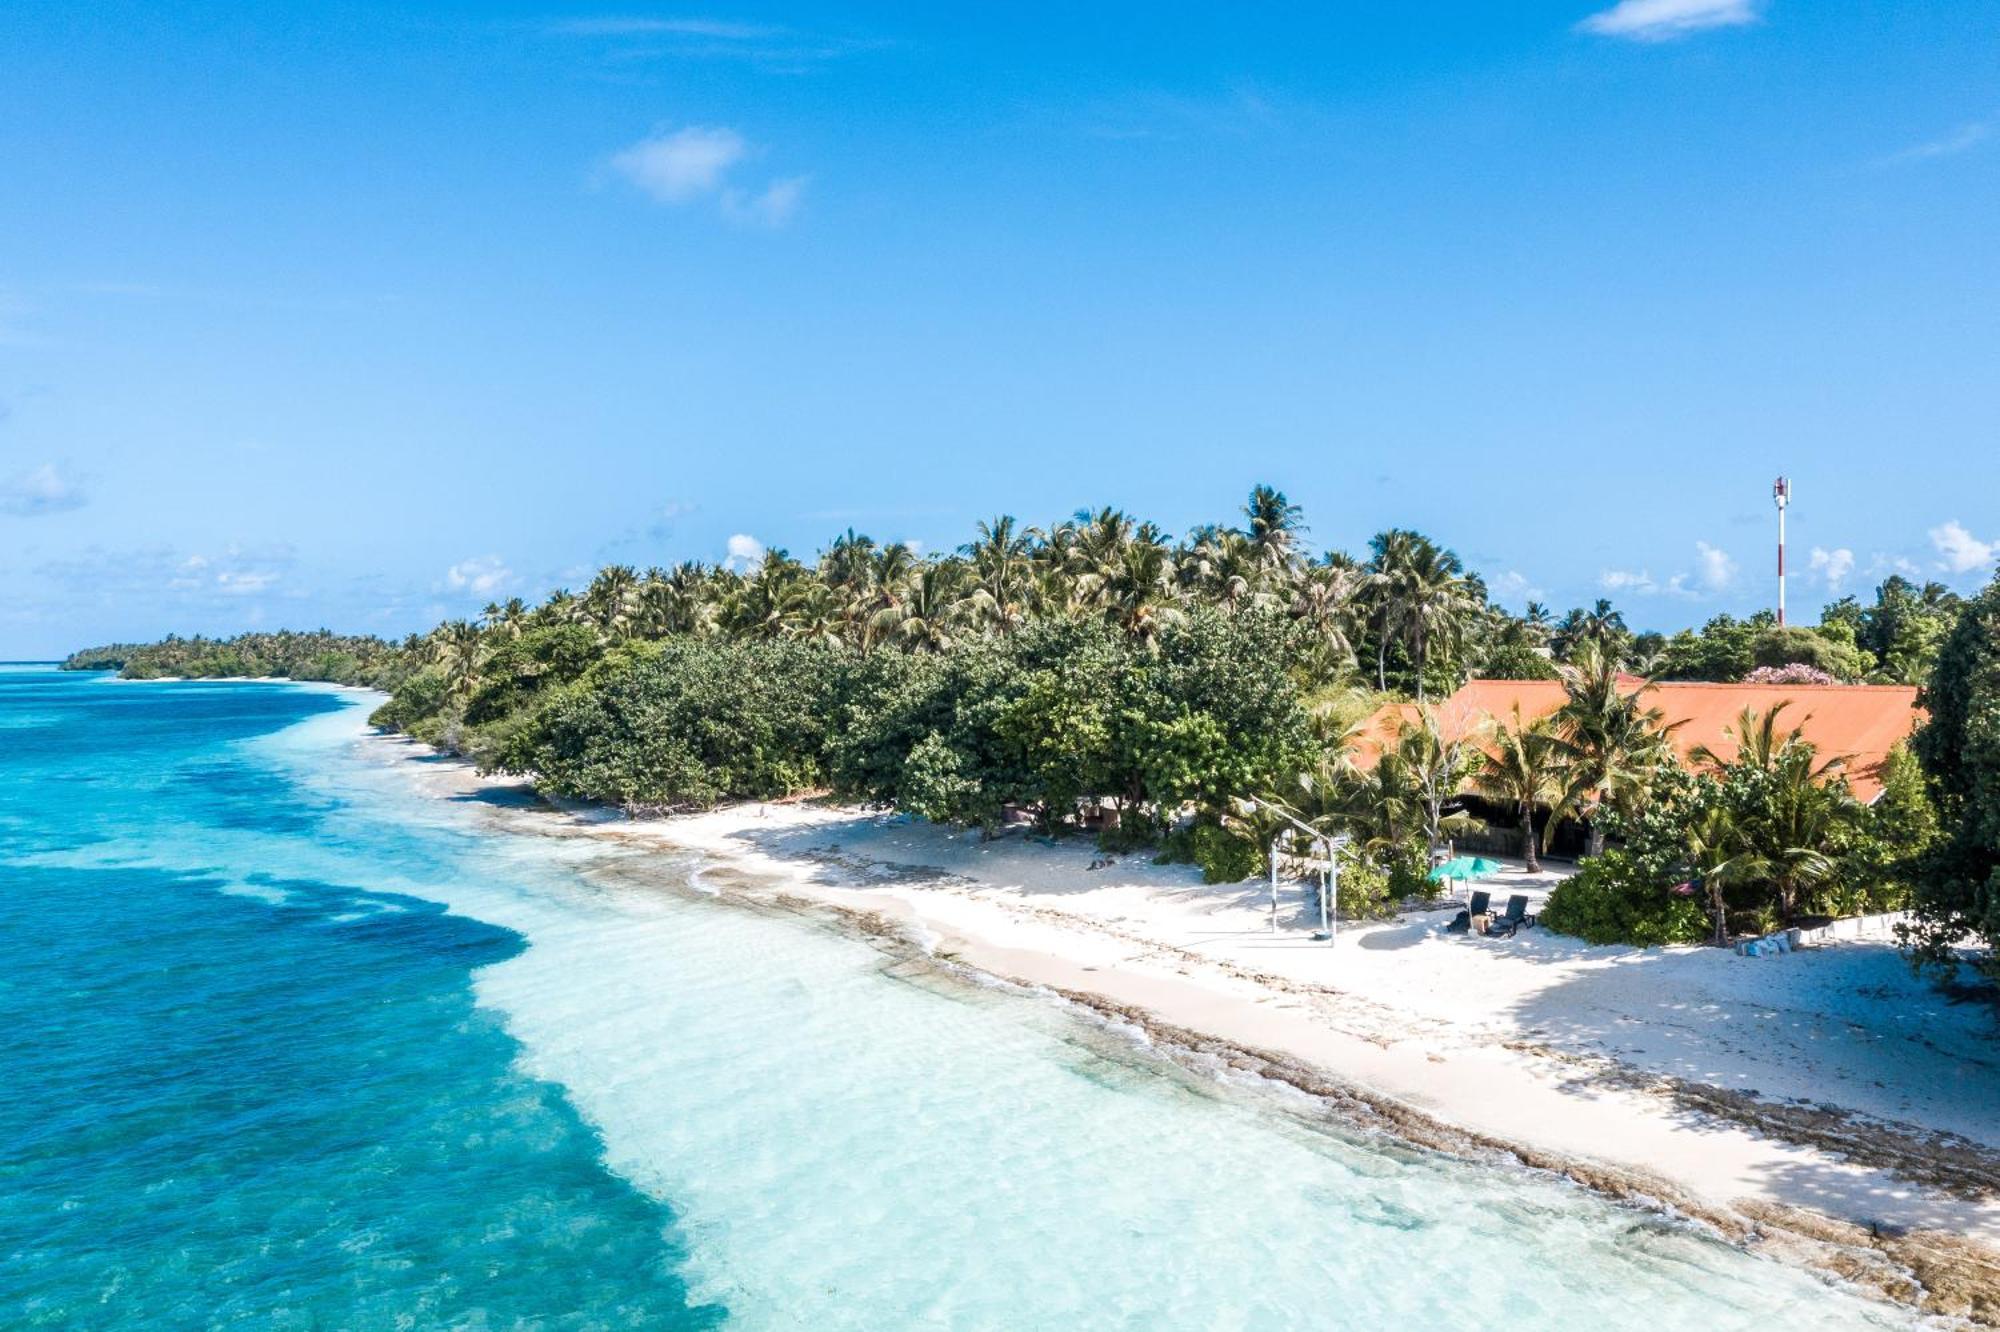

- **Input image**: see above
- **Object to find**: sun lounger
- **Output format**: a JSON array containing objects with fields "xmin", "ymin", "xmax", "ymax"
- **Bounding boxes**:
[
  {"xmin": 1482, "ymin": 895, "xmax": 1534, "ymax": 938},
  {"xmin": 1467, "ymin": 890, "xmax": 1491, "ymax": 917}
]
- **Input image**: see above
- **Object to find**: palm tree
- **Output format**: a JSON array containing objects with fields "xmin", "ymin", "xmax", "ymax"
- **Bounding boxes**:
[
  {"xmin": 1367, "ymin": 531, "xmax": 1475, "ymax": 701},
  {"xmin": 1552, "ymin": 600, "xmax": 1629, "ymax": 665},
  {"xmin": 1549, "ymin": 644, "xmax": 1675, "ymax": 856},
  {"xmin": 1291, "ymin": 558, "xmax": 1360, "ymax": 682},
  {"xmin": 1242, "ymin": 484, "xmax": 1306, "ymax": 575},
  {"xmin": 962, "ymin": 516, "xmax": 1031, "ymax": 633},
  {"xmin": 1183, "ymin": 527, "xmax": 1266, "ymax": 613},
  {"xmin": 1474, "ymin": 705, "xmax": 1563, "ymax": 872},
  {"xmin": 1688, "ymin": 704, "xmax": 1855, "ymax": 928},
  {"xmin": 1692, "ymin": 702, "xmax": 1848, "ymax": 781},
  {"xmin": 868, "ymin": 560, "xmax": 970, "ymax": 652},
  {"xmin": 1100, "ymin": 539, "xmax": 1182, "ymax": 641},
  {"xmin": 584, "ymin": 565, "xmax": 641, "ymax": 641},
  {"xmin": 1392, "ymin": 706, "xmax": 1484, "ymax": 857},
  {"xmin": 777, "ymin": 580, "xmax": 850, "ymax": 647},
  {"xmin": 820, "ymin": 529, "xmax": 877, "ymax": 597},
  {"xmin": 428, "ymin": 620, "xmax": 485, "ymax": 702}
]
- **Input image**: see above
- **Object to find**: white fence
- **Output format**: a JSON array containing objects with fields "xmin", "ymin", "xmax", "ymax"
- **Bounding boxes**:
[{"xmin": 1736, "ymin": 910, "xmax": 1909, "ymax": 956}]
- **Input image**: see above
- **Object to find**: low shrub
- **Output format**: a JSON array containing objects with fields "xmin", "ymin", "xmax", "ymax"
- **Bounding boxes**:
[
  {"xmin": 1158, "ymin": 820, "xmax": 1266, "ymax": 884},
  {"xmin": 1335, "ymin": 847, "xmax": 1397, "ymax": 920},
  {"xmin": 1539, "ymin": 850, "xmax": 1708, "ymax": 946}
]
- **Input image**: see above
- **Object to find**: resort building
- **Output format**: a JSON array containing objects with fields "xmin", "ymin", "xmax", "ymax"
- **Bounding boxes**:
[{"xmin": 1359, "ymin": 677, "xmax": 1923, "ymax": 857}]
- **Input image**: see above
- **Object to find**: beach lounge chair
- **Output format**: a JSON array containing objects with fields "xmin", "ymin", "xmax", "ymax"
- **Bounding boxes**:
[
  {"xmin": 1483, "ymin": 895, "xmax": 1534, "ymax": 938},
  {"xmin": 1467, "ymin": 890, "xmax": 1491, "ymax": 917}
]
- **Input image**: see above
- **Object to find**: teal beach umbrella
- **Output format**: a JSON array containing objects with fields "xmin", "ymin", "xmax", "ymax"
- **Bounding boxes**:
[{"xmin": 1428, "ymin": 855, "xmax": 1505, "ymax": 895}]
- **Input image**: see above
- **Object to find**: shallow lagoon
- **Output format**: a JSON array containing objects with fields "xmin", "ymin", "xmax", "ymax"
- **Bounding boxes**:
[{"xmin": 0, "ymin": 669, "xmax": 1910, "ymax": 1328}]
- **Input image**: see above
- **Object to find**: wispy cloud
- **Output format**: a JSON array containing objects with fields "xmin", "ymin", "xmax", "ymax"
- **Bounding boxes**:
[
  {"xmin": 1488, "ymin": 569, "xmax": 1543, "ymax": 604},
  {"xmin": 551, "ymin": 15, "xmax": 888, "ymax": 71},
  {"xmin": 1071, "ymin": 86, "xmax": 1297, "ymax": 143},
  {"xmin": 612, "ymin": 126, "xmax": 749, "ymax": 202},
  {"xmin": 444, "ymin": 555, "xmax": 514, "ymax": 598},
  {"xmin": 1578, "ymin": 0, "xmax": 1759, "ymax": 41},
  {"xmin": 1600, "ymin": 540, "xmax": 1734, "ymax": 599},
  {"xmin": 1, "ymin": 462, "xmax": 88, "ymax": 516},
  {"xmin": 35, "ymin": 543, "xmax": 298, "ymax": 610},
  {"xmin": 723, "ymin": 174, "xmax": 807, "ymax": 226},
  {"xmin": 1931, "ymin": 520, "xmax": 1998, "ymax": 576},
  {"xmin": 1875, "ymin": 117, "xmax": 1995, "ymax": 167},
  {"xmin": 724, "ymin": 533, "xmax": 765, "ymax": 570},
  {"xmin": 609, "ymin": 126, "xmax": 806, "ymax": 226},
  {"xmin": 1600, "ymin": 568, "xmax": 1669, "ymax": 595},
  {"xmin": 1809, "ymin": 546, "xmax": 1856, "ymax": 590},
  {"xmin": 168, "ymin": 546, "xmax": 297, "ymax": 597},
  {"xmin": 1695, "ymin": 540, "xmax": 1736, "ymax": 590},
  {"xmin": 553, "ymin": 17, "xmax": 783, "ymax": 40}
]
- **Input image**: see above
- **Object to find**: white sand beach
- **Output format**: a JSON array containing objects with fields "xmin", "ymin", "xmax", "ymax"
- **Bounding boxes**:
[{"xmin": 379, "ymin": 736, "xmax": 2000, "ymax": 1317}]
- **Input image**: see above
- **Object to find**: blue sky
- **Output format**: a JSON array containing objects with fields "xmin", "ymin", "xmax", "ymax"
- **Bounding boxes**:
[{"xmin": 2, "ymin": 1, "xmax": 1996, "ymax": 656}]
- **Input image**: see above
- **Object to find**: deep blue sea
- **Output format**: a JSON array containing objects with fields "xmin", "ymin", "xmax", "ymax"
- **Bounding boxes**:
[{"xmin": 0, "ymin": 668, "xmax": 1911, "ymax": 1328}]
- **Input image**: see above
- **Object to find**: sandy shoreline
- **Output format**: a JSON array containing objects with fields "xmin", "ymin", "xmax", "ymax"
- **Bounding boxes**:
[{"xmin": 359, "ymin": 722, "xmax": 2000, "ymax": 1322}]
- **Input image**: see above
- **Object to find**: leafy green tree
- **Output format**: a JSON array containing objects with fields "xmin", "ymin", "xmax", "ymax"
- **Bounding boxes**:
[
  {"xmin": 1908, "ymin": 573, "xmax": 2000, "ymax": 976},
  {"xmin": 1864, "ymin": 575, "xmax": 1962, "ymax": 684},
  {"xmin": 1748, "ymin": 625, "xmax": 1869, "ymax": 682},
  {"xmin": 498, "ymin": 639, "xmax": 838, "ymax": 810}
]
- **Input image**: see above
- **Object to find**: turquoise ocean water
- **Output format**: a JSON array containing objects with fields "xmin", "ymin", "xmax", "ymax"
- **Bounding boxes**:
[{"xmin": 0, "ymin": 668, "xmax": 1910, "ymax": 1328}]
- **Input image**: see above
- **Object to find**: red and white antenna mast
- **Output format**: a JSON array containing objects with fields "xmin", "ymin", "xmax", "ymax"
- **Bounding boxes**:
[{"xmin": 1773, "ymin": 476, "xmax": 1791, "ymax": 625}]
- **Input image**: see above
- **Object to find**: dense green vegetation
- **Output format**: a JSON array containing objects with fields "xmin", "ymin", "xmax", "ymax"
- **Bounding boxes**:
[
  {"xmin": 1539, "ymin": 718, "xmax": 1931, "ymax": 945},
  {"xmin": 1525, "ymin": 576, "xmax": 1962, "ymax": 687},
  {"xmin": 1907, "ymin": 572, "xmax": 2000, "ymax": 979},
  {"xmin": 60, "ymin": 631, "xmax": 411, "ymax": 689},
  {"xmin": 68, "ymin": 489, "xmax": 1984, "ymax": 963},
  {"xmin": 347, "ymin": 487, "xmax": 1940, "ymax": 917}
]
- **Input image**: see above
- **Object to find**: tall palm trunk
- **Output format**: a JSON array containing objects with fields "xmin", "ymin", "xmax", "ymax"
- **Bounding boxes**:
[
  {"xmin": 1518, "ymin": 805, "xmax": 1540, "ymax": 872},
  {"xmin": 1377, "ymin": 635, "xmax": 1388, "ymax": 693},
  {"xmin": 1413, "ymin": 623, "xmax": 1427, "ymax": 702},
  {"xmin": 1585, "ymin": 821, "xmax": 1606, "ymax": 858}
]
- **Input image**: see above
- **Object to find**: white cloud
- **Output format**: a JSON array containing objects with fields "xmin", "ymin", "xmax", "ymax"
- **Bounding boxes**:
[
  {"xmin": 1599, "ymin": 568, "xmax": 1658, "ymax": 594},
  {"xmin": 555, "ymin": 17, "xmax": 783, "ymax": 39},
  {"xmin": 445, "ymin": 555, "xmax": 514, "ymax": 597},
  {"xmin": 609, "ymin": 126, "xmax": 805, "ymax": 226},
  {"xmin": 216, "ymin": 569, "xmax": 279, "ymax": 595},
  {"xmin": 1809, "ymin": 546, "xmax": 1855, "ymax": 590},
  {"xmin": 1578, "ymin": 0, "xmax": 1759, "ymax": 41},
  {"xmin": 551, "ymin": 15, "xmax": 885, "ymax": 69},
  {"xmin": 725, "ymin": 533, "xmax": 766, "ymax": 571},
  {"xmin": 1, "ymin": 462, "xmax": 88, "ymax": 516},
  {"xmin": 1695, "ymin": 540, "xmax": 1735, "ymax": 589},
  {"xmin": 1879, "ymin": 118, "xmax": 1995, "ymax": 167},
  {"xmin": 43, "ymin": 542, "xmax": 295, "ymax": 607},
  {"xmin": 1601, "ymin": 542, "xmax": 1729, "ymax": 599},
  {"xmin": 1931, "ymin": 520, "xmax": 1998, "ymax": 576},
  {"xmin": 724, "ymin": 175, "xmax": 807, "ymax": 227},
  {"xmin": 612, "ymin": 126, "xmax": 748, "ymax": 203},
  {"xmin": 1489, "ymin": 569, "xmax": 1542, "ymax": 603}
]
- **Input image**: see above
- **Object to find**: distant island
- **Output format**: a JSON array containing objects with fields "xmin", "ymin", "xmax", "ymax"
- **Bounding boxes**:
[{"xmin": 63, "ymin": 630, "xmax": 409, "ymax": 687}]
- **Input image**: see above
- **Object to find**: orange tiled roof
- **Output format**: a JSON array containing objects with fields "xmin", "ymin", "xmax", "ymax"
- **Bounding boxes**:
[{"xmin": 1356, "ymin": 677, "xmax": 1922, "ymax": 802}]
